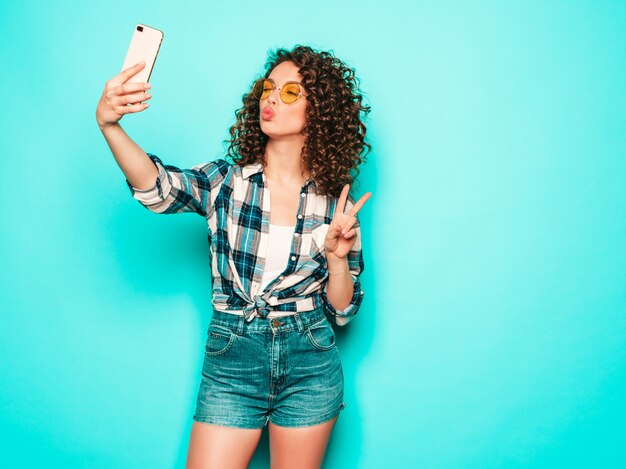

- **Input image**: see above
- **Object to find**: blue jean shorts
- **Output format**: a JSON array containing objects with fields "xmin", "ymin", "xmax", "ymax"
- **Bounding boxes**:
[{"xmin": 192, "ymin": 306, "xmax": 346, "ymax": 429}]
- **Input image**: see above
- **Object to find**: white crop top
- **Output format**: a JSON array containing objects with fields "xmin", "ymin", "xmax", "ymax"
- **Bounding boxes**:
[{"xmin": 257, "ymin": 223, "xmax": 298, "ymax": 318}]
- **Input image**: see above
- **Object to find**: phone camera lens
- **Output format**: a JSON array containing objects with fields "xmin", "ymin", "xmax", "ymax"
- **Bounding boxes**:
[{"xmin": 137, "ymin": 26, "xmax": 143, "ymax": 32}]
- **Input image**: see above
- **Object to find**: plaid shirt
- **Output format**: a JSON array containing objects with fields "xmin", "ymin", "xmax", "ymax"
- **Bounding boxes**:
[{"xmin": 125, "ymin": 153, "xmax": 365, "ymax": 326}]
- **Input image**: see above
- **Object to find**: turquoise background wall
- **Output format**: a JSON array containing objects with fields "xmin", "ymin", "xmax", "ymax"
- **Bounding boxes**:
[{"xmin": 1, "ymin": 0, "xmax": 625, "ymax": 467}]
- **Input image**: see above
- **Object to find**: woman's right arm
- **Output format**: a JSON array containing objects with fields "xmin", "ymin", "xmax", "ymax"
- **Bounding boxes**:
[
  {"xmin": 97, "ymin": 61, "xmax": 229, "ymax": 216},
  {"xmin": 96, "ymin": 60, "xmax": 158, "ymax": 190},
  {"xmin": 99, "ymin": 122, "xmax": 159, "ymax": 190}
]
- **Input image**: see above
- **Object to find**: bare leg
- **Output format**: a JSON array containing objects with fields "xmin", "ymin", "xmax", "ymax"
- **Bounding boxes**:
[
  {"xmin": 186, "ymin": 421, "xmax": 263, "ymax": 469},
  {"xmin": 268, "ymin": 415, "xmax": 338, "ymax": 469}
]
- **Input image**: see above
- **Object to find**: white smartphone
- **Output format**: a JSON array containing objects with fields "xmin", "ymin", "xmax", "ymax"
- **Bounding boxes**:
[{"xmin": 121, "ymin": 23, "xmax": 164, "ymax": 103}]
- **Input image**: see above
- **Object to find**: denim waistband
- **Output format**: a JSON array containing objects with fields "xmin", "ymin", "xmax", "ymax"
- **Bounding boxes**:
[{"xmin": 210, "ymin": 305, "xmax": 327, "ymax": 334}]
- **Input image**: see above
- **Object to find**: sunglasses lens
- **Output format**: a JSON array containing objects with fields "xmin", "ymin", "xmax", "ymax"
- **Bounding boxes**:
[
  {"xmin": 281, "ymin": 83, "xmax": 301, "ymax": 103},
  {"xmin": 253, "ymin": 79, "xmax": 273, "ymax": 100}
]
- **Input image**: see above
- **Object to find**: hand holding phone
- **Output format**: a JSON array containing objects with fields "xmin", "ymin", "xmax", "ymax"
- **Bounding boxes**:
[
  {"xmin": 96, "ymin": 62, "xmax": 152, "ymax": 128},
  {"xmin": 95, "ymin": 24, "xmax": 163, "ymax": 129}
]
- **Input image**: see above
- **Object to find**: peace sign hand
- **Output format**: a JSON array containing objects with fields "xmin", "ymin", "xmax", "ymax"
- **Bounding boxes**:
[{"xmin": 324, "ymin": 184, "xmax": 372, "ymax": 261}]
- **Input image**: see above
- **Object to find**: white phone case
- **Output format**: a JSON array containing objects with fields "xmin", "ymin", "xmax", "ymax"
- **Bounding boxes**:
[{"xmin": 121, "ymin": 23, "xmax": 164, "ymax": 103}]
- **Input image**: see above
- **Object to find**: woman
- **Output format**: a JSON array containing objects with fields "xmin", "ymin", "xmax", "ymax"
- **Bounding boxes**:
[{"xmin": 96, "ymin": 44, "xmax": 372, "ymax": 468}]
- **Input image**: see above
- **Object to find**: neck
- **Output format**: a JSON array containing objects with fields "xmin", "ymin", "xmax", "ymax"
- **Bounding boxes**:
[{"xmin": 263, "ymin": 137, "xmax": 310, "ymax": 183}]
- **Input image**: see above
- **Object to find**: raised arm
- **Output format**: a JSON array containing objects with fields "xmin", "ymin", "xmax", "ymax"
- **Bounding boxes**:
[
  {"xmin": 321, "ymin": 187, "xmax": 371, "ymax": 326},
  {"xmin": 99, "ymin": 121, "xmax": 160, "ymax": 190},
  {"xmin": 321, "ymin": 224, "xmax": 365, "ymax": 326},
  {"xmin": 96, "ymin": 61, "xmax": 160, "ymax": 191},
  {"xmin": 96, "ymin": 60, "xmax": 230, "ymax": 217}
]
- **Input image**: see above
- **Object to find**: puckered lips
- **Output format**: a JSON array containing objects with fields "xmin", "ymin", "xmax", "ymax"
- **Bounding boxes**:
[{"xmin": 261, "ymin": 106, "xmax": 275, "ymax": 120}]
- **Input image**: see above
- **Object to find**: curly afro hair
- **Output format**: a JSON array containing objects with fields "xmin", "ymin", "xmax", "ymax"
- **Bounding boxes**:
[{"xmin": 223, "ymin": 44, "xmax": 372, "ymax": 198}]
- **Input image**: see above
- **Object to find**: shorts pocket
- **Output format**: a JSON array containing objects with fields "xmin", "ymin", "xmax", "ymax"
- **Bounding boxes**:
[
  {"xmin": 305, "ymin": 318, "xmax": 336, "ymax": 351},
  {"xmin": 205, "ymin": 324, "xmax": 235, "ymax": 356}
]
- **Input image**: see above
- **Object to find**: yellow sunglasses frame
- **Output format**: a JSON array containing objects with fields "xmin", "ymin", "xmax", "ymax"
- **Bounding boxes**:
[{"xmin": 252, "ymin": 78, "xmax": 308, "ymax": 104}]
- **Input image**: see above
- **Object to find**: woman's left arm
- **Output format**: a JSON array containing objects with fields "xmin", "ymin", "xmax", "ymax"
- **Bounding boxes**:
[{"xmin": 321, "ymin": 184, "xmax": 372, "ymax": 326}]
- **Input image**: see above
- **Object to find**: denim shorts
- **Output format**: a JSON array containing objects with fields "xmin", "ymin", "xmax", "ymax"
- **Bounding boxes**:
[{"xmin": 192, "ymin": 306, "xmax": 346, "ymax": 429}]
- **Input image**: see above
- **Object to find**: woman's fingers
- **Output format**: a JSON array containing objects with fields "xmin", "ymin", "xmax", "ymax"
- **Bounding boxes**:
[
  {"xmin": 340, "ymin": 216, "xmax": 357, "ymax": 235},
  {"xmin": 116, "ymin": 89, "xmax": 152, "ymax": 107},
  {"xmin": 336, "ymin": 184, "xmax": 350, "ymax": 215},
  {"xmin": 111, "ymin": 61, "xmax": 146, "ymax": 87},
  {"xmin": 336, "ymin": 185, "xmax": 372, "ymax": 220},
  {"xmin": 97, "ymin": 63, "xmax": 152, "ymax": 126},
  {"xmin": 117, "ymin": 81, "xmax": 151, "ymax": 95},
  {"xmin": 106, "ymin": 83, "xmax": 152, "ymax": 108},
  {"xmin": 105, "ymin": 82, "xmax": 151, "ymax": 102},
  {"xmin": 111, "ymin": 82, "xmax": 151, "ymax": 101},
  {"xmin": 347, "ymin": 192, "xmax": 372, "ymax": 217},
  {"xmin": 117, "ymin": 101, "xmax": 150, "ymax": 115}
]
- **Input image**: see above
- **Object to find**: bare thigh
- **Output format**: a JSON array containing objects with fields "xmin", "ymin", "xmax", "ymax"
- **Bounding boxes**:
[
  {"xmin": 269, "ymin": 415, "xmax": 338, "ymax": 469},
  {"xmin": 186, "ymin": 421, "xmax": 263, "ymax": 469}
]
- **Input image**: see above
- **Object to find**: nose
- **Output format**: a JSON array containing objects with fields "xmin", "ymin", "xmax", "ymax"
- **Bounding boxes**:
[{"xmin": 266, "ymin": 86, "xmax": 279, "ymax": 105}]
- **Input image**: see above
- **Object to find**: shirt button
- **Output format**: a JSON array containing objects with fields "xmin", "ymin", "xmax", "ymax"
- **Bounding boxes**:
[
  {"xmin": 291, "ymin": 255, "xmax": 296, "ymax": 261},
  {"xmin": 279, "ymin": 275, "xmax": 285, "ymax": 280},
  {"xmin": 294, "ymin": 232, "xmax": 299, "ymax": 237},
  {"xmin": 300, "ymin": 193, "xmax": 306, "ymax": 198},
  {"xmin": 297, "ymin": 214, "xmax": 303, "ymax": 219}
]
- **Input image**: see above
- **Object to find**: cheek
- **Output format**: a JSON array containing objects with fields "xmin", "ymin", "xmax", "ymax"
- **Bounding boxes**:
[{"xmin": 290, "ymin": 105, "xmax": 307, "ymax": 123}]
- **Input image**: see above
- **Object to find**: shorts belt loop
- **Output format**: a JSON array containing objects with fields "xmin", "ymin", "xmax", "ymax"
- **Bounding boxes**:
[
  {"xmin": 236, "ymin": 315, "xmax": 245, "ymax": 336},
  {"xmin": 294, "ymin": 313, "xmax": 304, "ymax": 333}
]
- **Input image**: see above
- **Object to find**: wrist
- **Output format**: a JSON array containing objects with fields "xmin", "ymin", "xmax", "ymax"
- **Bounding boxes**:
[
  {"xmin": 326, "ymin": 252, "xmax": 349, "ymax": 275},
  {"xmin": 98, "ymin": 121, "xmax": 121, "ymax": 132}
]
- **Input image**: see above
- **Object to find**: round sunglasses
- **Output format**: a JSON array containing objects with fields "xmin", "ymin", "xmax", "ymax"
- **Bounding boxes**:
[{"xmin": 252, "ymin": 78, "xmax": 307, "ymax": 104}]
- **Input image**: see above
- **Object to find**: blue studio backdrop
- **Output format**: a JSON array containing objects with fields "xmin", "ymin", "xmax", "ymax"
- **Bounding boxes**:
[{"xmin": 1, "ymin": 0, "xmax": 625, "ymax": 467}]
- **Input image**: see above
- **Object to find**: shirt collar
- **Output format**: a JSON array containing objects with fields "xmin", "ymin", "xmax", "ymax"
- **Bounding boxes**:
[
  {"xmin": 241, "ymin": 162, "xmax": 316, "ymax": 188},
  {"xmin": 242, "ymin": 162, "xmax": 264, "ymax": 179}
]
